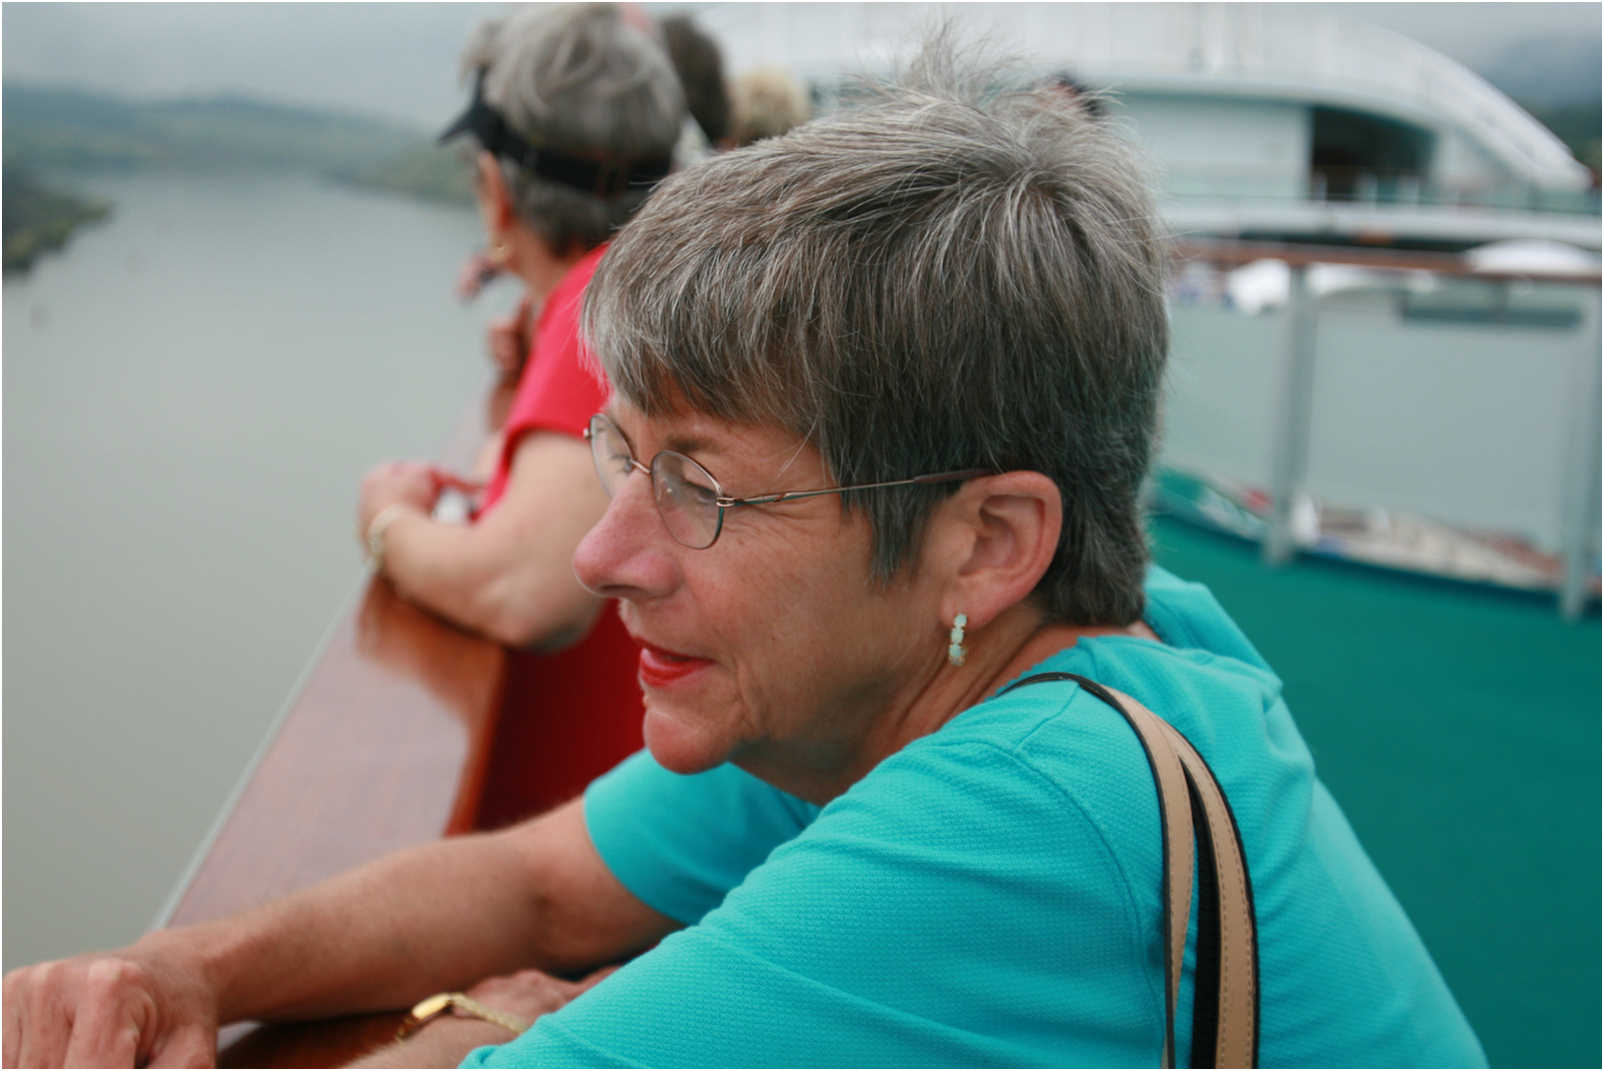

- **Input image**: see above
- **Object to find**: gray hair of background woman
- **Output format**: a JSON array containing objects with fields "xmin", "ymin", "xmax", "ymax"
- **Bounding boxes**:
[
  {"xmin": 460, "ymin": 4, "xmax": 685, "ymax": 254},
  {"xmin": 584, "ymin": 46, "xmax": 1169, "ymax": 626}
]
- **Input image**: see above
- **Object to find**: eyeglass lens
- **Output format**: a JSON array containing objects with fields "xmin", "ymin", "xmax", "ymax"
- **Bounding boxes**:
[{"xmin": 588, "ymin": 415, "xmax": 724, "ymax": 549}]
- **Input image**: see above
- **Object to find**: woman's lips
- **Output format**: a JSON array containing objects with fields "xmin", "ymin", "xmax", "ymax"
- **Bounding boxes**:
[{"xmin": 637, "ymin": 643, "xmax": 713, "ymax": 689}]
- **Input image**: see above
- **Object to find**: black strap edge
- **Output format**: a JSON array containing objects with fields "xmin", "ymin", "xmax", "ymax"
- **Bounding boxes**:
[{"xmin": 1184, "ymin": 770, "xmax": 1221, "ymax": 1067}]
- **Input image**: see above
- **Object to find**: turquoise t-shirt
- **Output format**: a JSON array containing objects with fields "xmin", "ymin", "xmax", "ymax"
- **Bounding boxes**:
[{"xmin": 465, "ymin": 567, "xmax": 1485, "ymax": 1067}]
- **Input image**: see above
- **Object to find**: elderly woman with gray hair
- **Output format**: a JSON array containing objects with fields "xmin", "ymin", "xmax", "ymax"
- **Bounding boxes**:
[
  {"xmin": 356, "ymin": 4, "xmax": 682, "ymax": 814},
  {"xmin": 3, "ymin": 45, "xmax": 1482, "ymax": 1070}
]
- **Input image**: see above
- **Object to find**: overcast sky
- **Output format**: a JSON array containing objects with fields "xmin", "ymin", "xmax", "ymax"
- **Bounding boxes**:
[{"xmin": 3, "ymin": 3, "xmax": 1598, "ymax": 129}]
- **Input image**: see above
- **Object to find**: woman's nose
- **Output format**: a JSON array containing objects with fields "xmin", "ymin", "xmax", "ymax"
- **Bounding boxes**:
[{"xmin": 573, "ymin": 470, "xmax": 679, "ymax": 601}]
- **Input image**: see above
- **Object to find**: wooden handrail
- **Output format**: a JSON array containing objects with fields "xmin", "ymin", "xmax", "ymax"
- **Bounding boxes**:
[
  {"xmin": 160, "ymin": 383, "xmax": 518, "ymax": 1067},
  {"xmin": 164, "ymin": 579, "xmax": 506, "ymax": 928},
  {"xmin": 171, "ymin": 579, "xmax": 509, "ymax": 1066}
]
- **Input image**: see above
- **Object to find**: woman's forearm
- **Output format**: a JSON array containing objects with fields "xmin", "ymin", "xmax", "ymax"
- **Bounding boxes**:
[
  {"xmin": 3, "ymin": 800, "xmax": 675, "ymax": 1066},
  {"xmin": 156, "ymin": 827, "xmax": 555, "ymax": 1025},
  {"xmin": 163, "ymin": 798, "xmax": 666, "ymax": 1026},
  {"xmin": 380, "ymin": 433, "xmax": 607, "ymax": 649}
]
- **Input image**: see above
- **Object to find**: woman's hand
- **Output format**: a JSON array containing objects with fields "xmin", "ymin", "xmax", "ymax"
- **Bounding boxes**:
[
  {"xmin": 486, "ymin": 294, "xmax": 536, "ymax": 383},
  {"xmin": 349, "ymin": 966, "xmax": 616, "ymax": 1068},
  {"xmin": 356, "ymin": 463, "xmax": 487, "ymax": 556},
  {"xmin": 454, "ymin": 250, "xmax": 502, "ymax": 303},
  {"xmin": 356, "ymin": 462, "xmax": 443, "ymax": 546},
  {"xmin": 2, "ymin": 940, "xmax": 219, "ymax": 1068},
  {"xmin": 462, "ymin": 965, "xmax": 617, "ymax": 1029}
]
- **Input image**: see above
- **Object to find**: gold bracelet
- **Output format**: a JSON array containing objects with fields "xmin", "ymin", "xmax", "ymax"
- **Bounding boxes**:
[
  {"xmin": 365, "ymin": 503, "xmax": 414, "ymax": 573},
  {"xmin": 395, "ymin": 991, "xmax": 530, "ymax": 1041}
]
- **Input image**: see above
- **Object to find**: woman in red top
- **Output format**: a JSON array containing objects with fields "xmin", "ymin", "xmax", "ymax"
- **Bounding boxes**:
[{"xmin": 355, "ymin": 5, "xmax": 686, "ymax": 815}]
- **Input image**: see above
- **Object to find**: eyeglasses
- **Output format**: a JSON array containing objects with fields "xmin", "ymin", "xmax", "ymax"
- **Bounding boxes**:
[{"xmin": 585, "ymin": 412, "xmax": 989, "ymax": 549}]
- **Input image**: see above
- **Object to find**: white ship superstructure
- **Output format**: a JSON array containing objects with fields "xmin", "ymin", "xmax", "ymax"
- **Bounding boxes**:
[{"xmin": 699, "ymin": 3, "xmax": 1599, "ymax": 249}]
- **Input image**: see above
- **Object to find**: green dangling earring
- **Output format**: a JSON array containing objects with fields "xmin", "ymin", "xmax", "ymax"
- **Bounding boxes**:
[{"xmin": 947, "ymin": 612, "xmax": 968, "ymax": 667}]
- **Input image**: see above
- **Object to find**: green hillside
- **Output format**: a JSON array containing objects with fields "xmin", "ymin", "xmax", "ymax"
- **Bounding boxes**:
[
  {"xmin": 3, "ymin": 83, "xmax": 475, "ymax": 207},
  {"xmin": 3, "ymin": 168, "xmax": 110, "ymax": 273},
  {"xmin": 325, "ymin": 142, "xmax": 475, "ymax": 206},
  {"xmin": 2, "ymin": 85, "xmax": 425, "ymax": 174}
]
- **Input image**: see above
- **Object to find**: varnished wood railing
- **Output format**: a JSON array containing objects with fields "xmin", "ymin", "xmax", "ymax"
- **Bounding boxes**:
[
  {"xmin": 175, "ymin": 578, "xmax": 507, "ymax": 1066},
  {"xmin": 160, "ymin": 381, "xmax": 520, "ymax": 1067}
]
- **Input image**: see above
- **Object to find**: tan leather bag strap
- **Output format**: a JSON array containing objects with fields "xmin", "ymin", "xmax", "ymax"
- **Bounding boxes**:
[{"xmin": 999, "ymin": 673, "xmax": 1260, "ymax": 1068}]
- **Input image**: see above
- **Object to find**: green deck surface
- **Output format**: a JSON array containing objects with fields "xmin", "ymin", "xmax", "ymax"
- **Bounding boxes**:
[{"xmin": 1149, "ymin": 515, "xmax": 1602, "ymax": 1068}]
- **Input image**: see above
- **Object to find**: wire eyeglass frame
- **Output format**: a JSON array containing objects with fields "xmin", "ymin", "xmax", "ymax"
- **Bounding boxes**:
[{"xmin": 585, "ymin": 412, "xmax": 989, "ymax": 549}]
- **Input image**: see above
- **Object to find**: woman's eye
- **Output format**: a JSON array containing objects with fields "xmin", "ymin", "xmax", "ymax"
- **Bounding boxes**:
[
  {"xmin": 682, "ymin": 479, "xmax": 718, "ymax": 506},
  {"xmin": 662, "ymin": 474, "xmax": 716, "ymax": 506}
]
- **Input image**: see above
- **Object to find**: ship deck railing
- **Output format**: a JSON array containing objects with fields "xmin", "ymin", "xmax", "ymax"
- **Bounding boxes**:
[
  {"xmin": 1161, "ymin": 168, "xmax": 1601, "ymax": 218},
  {"xmin": 1166, "ymin": 237, "xmax": 1601, "ymax": 619}
]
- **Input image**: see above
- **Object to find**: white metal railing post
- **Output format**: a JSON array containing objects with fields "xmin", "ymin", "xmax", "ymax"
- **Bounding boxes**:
[
  {"xmin": 1558, "ymin": 287, "xmax": 1602, "ymax": 619},
  {"xmin": 1265, "ymin": 264, "xmax": 1318, "ymax": 565}
]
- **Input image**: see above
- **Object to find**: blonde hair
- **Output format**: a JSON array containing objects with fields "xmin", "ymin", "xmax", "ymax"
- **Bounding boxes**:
[{"xmin": 728, "ymin": 66, "xmax": 811, "ymax": 147}]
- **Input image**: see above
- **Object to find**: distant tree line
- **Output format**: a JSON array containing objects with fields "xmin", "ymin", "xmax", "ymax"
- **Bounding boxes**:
[
  {"xmin": 1, "ymin": 78, "xmax": 1595, "ymax": 273},
  {"xmin": 3, "ymin": 168, "xmax": 110, "ymax": 273}
]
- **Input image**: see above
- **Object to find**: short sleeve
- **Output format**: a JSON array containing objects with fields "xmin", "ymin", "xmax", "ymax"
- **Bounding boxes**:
[
  {"xmin": 501, "ymin": 279, "xmax": 605, "ymax": 443},
  {"xmin": 479, "ymin": 246, "xmax": 610, "ymax": 513},
  {"xmin": 583, "ymin": 751, "xmax": 816, "ymax": 925},
  {"xmin": 470, "ymin": 736, "xmax": 1167, "ymax": 1068}
]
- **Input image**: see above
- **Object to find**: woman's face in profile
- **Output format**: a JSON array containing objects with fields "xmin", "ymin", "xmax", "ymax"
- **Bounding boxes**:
[{"xmin": 574, "ymin": 401, "xmax": 938, "ymax": 786}]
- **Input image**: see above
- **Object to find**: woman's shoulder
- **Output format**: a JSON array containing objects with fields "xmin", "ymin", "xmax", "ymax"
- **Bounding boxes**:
[
  {"xmin": 925, "ymin": 631, "xmax": 1284, "ymax": 777},
  {"xmin": 841, "ymin": 633, "xmax": 1298, "ymax": 881},
  {"xmin": 835, "ymin": 656, "xmax": 1179, "ymax": 884}
]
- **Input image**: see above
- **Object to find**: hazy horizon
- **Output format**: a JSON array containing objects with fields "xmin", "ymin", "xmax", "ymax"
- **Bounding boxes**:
[{"xmin": 3, "ymin": 3, "xmax": 1599, "ymax": 131}]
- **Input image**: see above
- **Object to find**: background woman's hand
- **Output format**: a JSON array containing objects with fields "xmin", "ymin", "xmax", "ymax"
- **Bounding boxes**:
[
  {"xmin": 356, "ymin": 461, "xmax": 441, "ymax": 545},
  {"xmin": 486, "ymin": 294, "xmax": 536, "ymax": 383},
  {"xmin": 454, "ymin": 250, "xmax": 502, "ymax": 304},
  {"xmin": 2, "ymin": 941, "xmax": 219, "ymax": 1068}
]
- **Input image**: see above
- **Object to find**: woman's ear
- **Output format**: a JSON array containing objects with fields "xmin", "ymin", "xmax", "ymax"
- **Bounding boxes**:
[
  {"xmin": 935, "ymin": 472, "xmax": 1062, "ymax": 631},
  {"xmin": 475, "ymin": 151, "xmax": 516, "ymax": 235}
]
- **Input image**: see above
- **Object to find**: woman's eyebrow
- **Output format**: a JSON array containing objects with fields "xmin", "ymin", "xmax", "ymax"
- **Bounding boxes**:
[{"xmin": 662, "ymin": 433, "xmax": 718, "ymax": 457}]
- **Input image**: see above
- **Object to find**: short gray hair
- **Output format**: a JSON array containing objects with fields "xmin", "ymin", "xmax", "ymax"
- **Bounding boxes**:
[
  {"xmin": 460, "ymin": 4, "xmax": 685, "ymax": 254},
  {"xmin": 584, "ymin": 42, "xmax": 1168, "ymax": 625}
]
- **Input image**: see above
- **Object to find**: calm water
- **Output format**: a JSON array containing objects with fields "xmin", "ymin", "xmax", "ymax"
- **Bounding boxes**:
[
  {"xmin": 3, "ymin": 168, "xmax": 1593, "ymax": 971},
  {"xmin": 3, "ymin": 170, "xmax": 493, "ymax": 967}
]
